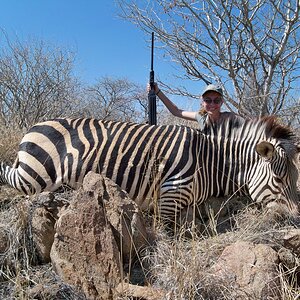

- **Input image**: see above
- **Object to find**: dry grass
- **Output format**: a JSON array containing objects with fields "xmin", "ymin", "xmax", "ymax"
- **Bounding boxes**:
[
  {"xmin": 0, "ymin": 193, "xmax": 85, "ymax": 299},
  {"xmin": 143, "ymin": 204, "xmax": 300, "ymax": 299},
  {"xmin": 0, "ymin": 123, "xmax": 23, "ymax": 164},
  {"xmin": 0, "ymin": 195, "xmax": 36, "ymax": 298},
  {"xmin": 0, "ymin": 190, "xmax": 300, "ymax": 299}
]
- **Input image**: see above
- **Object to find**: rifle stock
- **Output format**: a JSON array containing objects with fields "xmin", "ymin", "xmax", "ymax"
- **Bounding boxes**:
[{"xmin": 148, "ymin": 32, "xmax": 157, "ymax": 125}]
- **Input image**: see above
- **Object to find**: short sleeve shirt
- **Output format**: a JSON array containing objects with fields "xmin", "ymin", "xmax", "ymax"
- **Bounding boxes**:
[
  {"xmin": 195, "ymin": 111, "xmax": 237, "ymax": 133},
  {"xmin": 195, "ymin": 113, "xmax": 208, "ymax": 131}
]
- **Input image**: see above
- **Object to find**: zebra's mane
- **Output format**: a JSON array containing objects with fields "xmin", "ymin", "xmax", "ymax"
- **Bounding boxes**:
[
  {"xmin": 212, "ymin": 115, "xmax": 296, "ymax": 142},
  {"xmin": 260, "ymin": 116, "xmax": 295, "ymax": 141}
]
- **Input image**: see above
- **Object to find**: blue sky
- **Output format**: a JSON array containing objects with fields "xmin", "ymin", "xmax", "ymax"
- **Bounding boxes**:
[
  {"xmin": 0, "ymin": 0, "xmax": 200, "ymax": 110},
  {"xmin": 0, "ymin": 1, "xmax": 157, "ymax": 84}
]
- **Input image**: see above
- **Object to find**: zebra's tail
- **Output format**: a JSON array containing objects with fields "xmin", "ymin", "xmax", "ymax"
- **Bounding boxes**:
[
  {"xmin": 0, "ymin": 162, "xmax": 12, "ymax": 185},
  {"xmin": 0, "ymin": 161, "xmax": 32, "ymax": 194}
]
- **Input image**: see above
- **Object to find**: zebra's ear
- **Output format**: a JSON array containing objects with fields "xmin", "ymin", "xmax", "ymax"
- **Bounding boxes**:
[{"xmin": 256, "ymin": 141, "xmax": 274, "ymax": 160}]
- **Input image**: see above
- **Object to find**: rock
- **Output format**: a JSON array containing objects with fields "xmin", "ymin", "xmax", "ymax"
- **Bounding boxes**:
[
  {"xmin": 0, "ymin": 227, "xmax": 9, "ymax": 254},
  {"xmin": 283, "ymin": 229, "xmax": 300, "ymax": 255},
  {"xmin": 116, "ymin": 282, "xmax": 165, "ymax": 299},
  {"xmin": 37, "ymin": 191, "xmax": 72, "ymax": 220},
  {"xmin": 212, "ymin": 241, "xmax": 280, "ymax": 299},
  {"xmin": 278, "ymin": 247, "xmax": 297, "ymax": 269},
  {"xmin": 31, "ymin": 206, "xmax": 56, "ymax": 263},
  {"xmin": 82, "ymin": 171, "xmax": 149, "ymax": 264},
  {"xmin": 50, "ymin": 188, "xmax": 121, "ymax": 300},
  {"xmin": 28, "ymin": 279, "xmax": 86, "ymax": 300}
]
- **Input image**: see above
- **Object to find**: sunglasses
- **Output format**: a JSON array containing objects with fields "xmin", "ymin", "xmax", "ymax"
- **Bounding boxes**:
[{"xmin": 203, "ymin": 97, "xmax": 223, "ymax": 104}]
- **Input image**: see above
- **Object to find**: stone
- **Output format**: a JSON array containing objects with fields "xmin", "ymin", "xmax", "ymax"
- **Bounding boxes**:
[
  {"xmin": 116, "ymin": 282, "xmax": 165, "ymax": 299},
  {"xmin": 212, "ymin": 241, "xmax": 280, "ymax": 299},
  {"xmin": 82, "ymin": 171, "xmax": 149, "ymax": 264},
  {"xmin": 278, "ymin": 247, "xmax": 297, "ymax": 269},
  {"xmin": 50, "ymin": 188, "xmax": 121, "ymax": 300},
  {"xmin": 283, "ymin": 229, "xmax": 300, "ymax": 255},
  {"xmin": 31, "ymin": 206, "xmax": 56, "ymax": 263},
  {"xmin": 0, "ymin": 227, "xmax": 9, "ymax": 254}
]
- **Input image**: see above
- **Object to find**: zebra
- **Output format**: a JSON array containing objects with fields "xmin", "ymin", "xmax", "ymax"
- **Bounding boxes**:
[{"xmin": 0, "ymin": 116, "xmax": 299, "ymax": 218}]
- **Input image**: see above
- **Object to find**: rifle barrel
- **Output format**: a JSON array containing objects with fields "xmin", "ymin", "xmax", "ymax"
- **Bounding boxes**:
[
  {"xmin": 148, "ymin": 32, "xmax": 157, "ymax": 125},
  {"xmin": 151, "ymin": 32, "xmax": 154, "ymax": 71}
]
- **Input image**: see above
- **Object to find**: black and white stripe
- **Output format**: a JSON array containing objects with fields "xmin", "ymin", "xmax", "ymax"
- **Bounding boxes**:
[{"xmin": 0, "ymin": 116, "xmax": 299, "ymax": 217}]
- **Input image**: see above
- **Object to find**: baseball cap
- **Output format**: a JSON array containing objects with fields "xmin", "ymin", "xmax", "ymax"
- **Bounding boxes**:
[{"xmin": 202, "ymin": 84, "xmax": 223, "ymax": 96}]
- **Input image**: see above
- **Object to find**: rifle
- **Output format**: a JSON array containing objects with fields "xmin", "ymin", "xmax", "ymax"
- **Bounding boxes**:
[{"xmin": 148, "ymin": 32, "xmax": 157, "ymax": 125}]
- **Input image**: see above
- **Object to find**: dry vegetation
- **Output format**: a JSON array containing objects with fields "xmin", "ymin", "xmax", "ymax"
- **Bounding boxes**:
[
  {"xmin": 145, "ymin": 207, "xmax": 300, "ymax": 299},
  {"xmin": 0, "ymin": 189, "xmax": 87, "ymax": 299},
  {"xmin": 0, "ymin": 124, "xmax": 24, "ymax": 164},
  {"xmin": 1, "ymin": 192, "xmax": 300, "ymax": 299},
  {"xmin": 0, "ymin": 126, "xmax": 299, "ymax": 299}
]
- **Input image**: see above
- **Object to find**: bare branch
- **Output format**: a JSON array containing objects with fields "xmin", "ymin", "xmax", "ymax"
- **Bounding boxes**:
[
  {"xmin": 0, "ymin": 33, "xmax": 81, "ymax": 129},
  {"xmin": 118, "ymin": 0, "xmax": 300, "ymax": 118}
]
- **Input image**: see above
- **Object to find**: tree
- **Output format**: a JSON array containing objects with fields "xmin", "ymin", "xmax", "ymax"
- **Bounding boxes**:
[
  {"xmin": 118, "ymin": 0, "xmax": 300, "ymax": 117},
  {"xmin": 0, "ymin": 33, "xmax": 81, "ymax": 129},
  {"xmin": 83, "ymin": 76, "xmax": 148, "ymax": 123}
]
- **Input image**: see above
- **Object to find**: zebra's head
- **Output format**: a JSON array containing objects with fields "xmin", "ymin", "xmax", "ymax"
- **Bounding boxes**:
[{"xmin": 247, "ymin": 120, "xmax": 300, "ymax": 215}]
